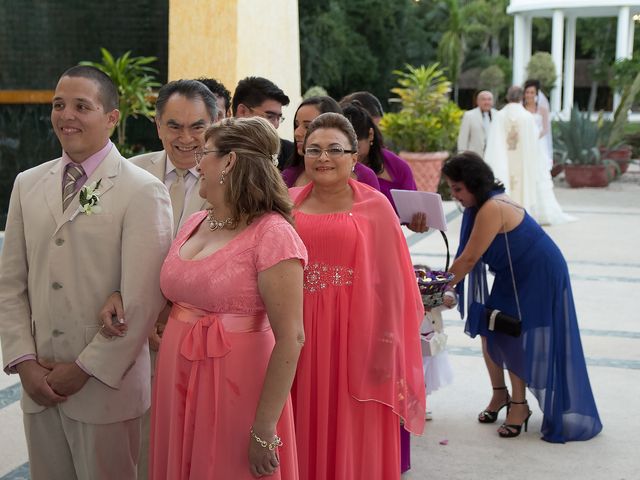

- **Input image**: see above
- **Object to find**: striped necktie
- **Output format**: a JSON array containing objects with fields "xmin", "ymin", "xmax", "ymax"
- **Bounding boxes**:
[
  {"xmin": 62, "ymin": 164, "xmax": 85, "ymax": 211},
  {"xmin": 170, "ymin": 168, "xmax": 187, "ymax": 234}
]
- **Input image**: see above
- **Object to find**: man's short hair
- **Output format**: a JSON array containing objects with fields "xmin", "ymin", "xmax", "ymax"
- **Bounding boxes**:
[
  {"xmin": 61, "ymin": 65, "xmax": 119, "ymax": 112},
  {"xmin": 156, "ymin": 79, "xmax": 218, "ymax": 121},
  {"xmin": 506, "ymin": 86, "xmax": 524, "ymax": 103},
  {"xmin": 197, "ymin": 77, "xmax": 231, "ymax": 112},
  {"xmin": 231, "ymin": 76, "xmax": 290, "ymax": 115}
]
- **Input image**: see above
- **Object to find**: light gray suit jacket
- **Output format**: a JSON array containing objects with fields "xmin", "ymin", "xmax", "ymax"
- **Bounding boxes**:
[
  {"xmin": 457, "ymin": 107, "xmax": 497, "ymax": 157},
  {"xmin": 0, "ymin": 146, "xmax": 173, "ymax": 424},
  {"xmin": 129, "ymin": 151, "xmax": 208, "ymax": 233}
]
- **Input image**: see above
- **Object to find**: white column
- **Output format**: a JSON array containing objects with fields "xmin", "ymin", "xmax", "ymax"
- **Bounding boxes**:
[
  {"xmin": 513, "ymin": 14, "xmax": 526, "ymax": 85},
  {"xmin": 562, "ymin": 15, "xmax": 577, "ymax": 115},
  {"xmin": 616, "ymin": 6, "xmax": 631, "ymax": 59},
  {"xmin": 628, "ymin": 15, "xmax": 635, "ymax": 56},
  {"xmin": 523, "ymin": 15, "xmax": 532, "ymax": 75},
  {"xmin": 614, "ymin": 6, "xmax": 632, "ymax": 110},
  {"xmin": 551, "ymin": 9, "xmax": 565, "ymax": 114}
]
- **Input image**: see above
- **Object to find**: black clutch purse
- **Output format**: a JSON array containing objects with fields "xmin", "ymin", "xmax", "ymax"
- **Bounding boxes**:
[
  {"xmin": 486, "ymin": 309, "xmax": 521, "ymax": 337},
  {"xmin": 485, "ymin": 205, "xmax": 523, "ymax": 338}
]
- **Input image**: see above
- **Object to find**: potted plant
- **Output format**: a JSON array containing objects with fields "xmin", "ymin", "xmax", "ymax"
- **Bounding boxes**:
[
  {"xmin": 555, "ymin": 107, "xmax": 618, "ymax": 188},
  {"xmin": 80, "ymin": 47, "xmax": 160, "ymax": 155},
  {"xmin": 597, "ymin": 70, "xmax": 640, "ymax": 175},
  {"xmin": 380, "ymin": 64, "xmax": 463, "ymax": 192}
]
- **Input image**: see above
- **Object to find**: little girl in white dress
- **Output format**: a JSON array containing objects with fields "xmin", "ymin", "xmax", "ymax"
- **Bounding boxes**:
[{"xmin": 421, "ymin": 288, "xmax": 456, "ymax": 419}]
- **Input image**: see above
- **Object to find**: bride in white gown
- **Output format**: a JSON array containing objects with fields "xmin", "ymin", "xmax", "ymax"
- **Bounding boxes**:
[{"xmin": 523, "ymin": 80, "xmax": 576, "ymax": 225}]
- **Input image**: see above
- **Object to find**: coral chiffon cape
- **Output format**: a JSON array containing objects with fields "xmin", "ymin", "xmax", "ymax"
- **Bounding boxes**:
[{"xmin": 290, "ymin": 179, "xmax": 426, "ymax": 433}]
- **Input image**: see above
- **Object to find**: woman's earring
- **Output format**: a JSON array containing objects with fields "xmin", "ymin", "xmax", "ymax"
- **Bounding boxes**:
[
  {"xmin": 352, "ymin": 164, "xmax": 356, "ymax": 172},
  {"xmin": 219, "ymin": 170, "xmax": 226, "ymax": 185}
]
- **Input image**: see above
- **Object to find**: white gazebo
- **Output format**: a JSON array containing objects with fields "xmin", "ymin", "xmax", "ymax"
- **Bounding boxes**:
[{"xmin": 508, "ymin": 0, "xmax": 640, "ymax": 115}]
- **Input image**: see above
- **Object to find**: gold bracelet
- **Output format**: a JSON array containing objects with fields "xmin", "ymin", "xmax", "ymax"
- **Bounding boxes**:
[{"xmin": 250, "ymin": 428, "xmax": 283, "ymax": 450}]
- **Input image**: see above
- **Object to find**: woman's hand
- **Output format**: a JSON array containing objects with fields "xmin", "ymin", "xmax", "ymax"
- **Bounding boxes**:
[
  {"xmin": 98, "ymin": 291, "xmax": 127, "ymax": 338},
  {"xmin": 407, "ymin": 212, "xmax": 428, "ymax": 233},
  {"xmin": 248, "ymin": 428, "xmax": 281, "ymax": 478}
]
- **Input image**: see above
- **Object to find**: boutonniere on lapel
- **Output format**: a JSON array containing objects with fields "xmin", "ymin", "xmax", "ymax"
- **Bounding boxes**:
[{"xmin": 78, "ymin": 179, "xmax": 103, "ymax": 215}]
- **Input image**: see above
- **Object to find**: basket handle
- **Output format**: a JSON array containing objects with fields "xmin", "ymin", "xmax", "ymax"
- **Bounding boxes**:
[{"xmin": 439, "ymin": 230, "xmax": 450, "ymax": 271}]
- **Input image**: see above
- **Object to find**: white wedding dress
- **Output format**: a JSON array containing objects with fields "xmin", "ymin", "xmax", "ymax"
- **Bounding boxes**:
[{"xmin": 530, "ymin": 112, "xmax": 576, "ymax": 226}]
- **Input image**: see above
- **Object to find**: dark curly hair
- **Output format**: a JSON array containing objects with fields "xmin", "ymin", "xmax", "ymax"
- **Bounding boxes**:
[
  {"xmin": 286, "ymin": 96, "xmax": 342, "ymax": 168},
  {"xmin": 441, "ymin": 152, "xmax": 504, "ymax": 207},
  {"xmin": 340, "ymin": 101, "xmax": 385, "ymax": 175}
]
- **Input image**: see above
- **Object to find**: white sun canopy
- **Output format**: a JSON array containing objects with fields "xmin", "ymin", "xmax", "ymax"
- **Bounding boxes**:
[{"xmin": 508, "ymin": 0, "xmax": 640, "ymax": 114}]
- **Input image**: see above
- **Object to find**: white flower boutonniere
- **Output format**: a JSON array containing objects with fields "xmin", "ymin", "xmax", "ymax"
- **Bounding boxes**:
[{"xmin": 78, "ymin": 179, "xmax": 103, "ymax": 215}]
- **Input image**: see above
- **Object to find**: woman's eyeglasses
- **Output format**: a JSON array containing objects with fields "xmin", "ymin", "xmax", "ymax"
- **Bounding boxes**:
[{"xmin": 304, "ymin": 146, "xmax": 356, "ymax": 159}]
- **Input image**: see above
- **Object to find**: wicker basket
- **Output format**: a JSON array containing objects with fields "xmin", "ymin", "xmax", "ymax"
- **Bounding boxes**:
[{"xmin": 414, "ymin": 268, "xmax": 455, "ymax": 308}]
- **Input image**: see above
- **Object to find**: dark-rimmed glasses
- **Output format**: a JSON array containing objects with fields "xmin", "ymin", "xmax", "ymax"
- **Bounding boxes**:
[
  {"xmin": 304, "ymin": 146, "xmax": 357, "ymax": 159},
  {"xmin": 247, "ymin": 106, "xmax": 285, "ymax": 125}
]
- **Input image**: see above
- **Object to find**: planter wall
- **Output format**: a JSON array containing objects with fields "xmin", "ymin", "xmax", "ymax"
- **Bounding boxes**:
[
  {"xmin": 398, "ymin": 151, "xmax": 449, "ymax": 192},
  {"xmin": 599, "ymin": 145, "xmax": 631, "ymax": 175},
  {"xmin": 564, "ymin": 164, "xmax": 611, "ymax": 188}
]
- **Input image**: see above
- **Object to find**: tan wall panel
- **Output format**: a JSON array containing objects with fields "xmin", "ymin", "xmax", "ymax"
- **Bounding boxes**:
[
  {"xmin": 168, "ymin": 0, "xmax": 238, "ymax": 93},
  {"xmin": 168, "ymin": 0, "xmax": 300, "ymax": 139}
]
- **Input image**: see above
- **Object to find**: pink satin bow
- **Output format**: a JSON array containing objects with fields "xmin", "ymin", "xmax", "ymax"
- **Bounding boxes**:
[{"xmin": 180, "ymin": 314, "xmax": 232, "ymax": 361}]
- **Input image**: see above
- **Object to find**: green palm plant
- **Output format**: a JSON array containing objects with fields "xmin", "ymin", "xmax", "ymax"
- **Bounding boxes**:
[
  {"xmin": 437, "ymin": 0, "xmax": 465, "ymax": 100},
  {"xmin": 80, "ymin": 48, "xmax": 160, "ymax": 148},
  {"xmin": 380, "ymin": 64, "xmax": 463, "ymax": 152}
]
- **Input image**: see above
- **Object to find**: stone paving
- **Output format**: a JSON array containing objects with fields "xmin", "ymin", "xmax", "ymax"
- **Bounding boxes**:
[{"xmin": 0, "ymin": 167, "xmax": 638, "ymax": 479}]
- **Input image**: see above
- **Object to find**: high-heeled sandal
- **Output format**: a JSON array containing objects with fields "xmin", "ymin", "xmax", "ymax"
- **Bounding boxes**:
[
  {"xmin": 478, "ymin": 386, "xmax": 511, "ymax": 424},
  {"xmin": 498, "ymin": 399, "xmax": 532, "ymax": 438}
]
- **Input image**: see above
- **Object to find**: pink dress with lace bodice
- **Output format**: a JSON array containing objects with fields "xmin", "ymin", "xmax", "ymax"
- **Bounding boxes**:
[{"xmin": 150, "ymin": 211, "xmax": 307, "ymax": 480}]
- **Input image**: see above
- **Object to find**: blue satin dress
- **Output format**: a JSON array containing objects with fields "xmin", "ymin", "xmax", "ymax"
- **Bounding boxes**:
[{"xmin": 462, "ymin": 208, "xmax": 602, "ymax": 443}]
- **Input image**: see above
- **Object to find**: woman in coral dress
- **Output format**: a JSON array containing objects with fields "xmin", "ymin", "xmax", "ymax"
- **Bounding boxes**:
[
  {"xmin": 150, "ymin": 117, "xmax": 307, "ymax": 479},
  {"xmin": 290, "ymin": 112, "xmax": 426, "ymax": 479}
]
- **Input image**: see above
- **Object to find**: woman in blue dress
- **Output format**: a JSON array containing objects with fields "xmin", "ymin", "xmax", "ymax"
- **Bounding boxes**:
[{"xmin": 443, "ymin": 152, "xmax": 602, "ymax": 443}]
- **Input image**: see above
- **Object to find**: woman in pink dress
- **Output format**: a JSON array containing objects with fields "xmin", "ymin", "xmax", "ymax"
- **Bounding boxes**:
[
  {"xmin": 150, "ymin": 117, "xmax": 307, "ymax": 479},
  {"xmin": 289, "ymin": 112, "xmax": 426, "ymax": 480}
]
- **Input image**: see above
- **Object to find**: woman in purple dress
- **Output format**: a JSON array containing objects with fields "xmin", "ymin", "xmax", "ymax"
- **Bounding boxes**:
[
  {"xmin": 341, "ymin": 101, "xmax": 425, "ymax": 232},
  {"xmin": 281, "ymin": 96, "xmax": 380, "ymax": 190}
]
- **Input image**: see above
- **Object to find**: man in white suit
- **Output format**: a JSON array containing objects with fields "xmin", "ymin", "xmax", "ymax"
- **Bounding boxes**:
[
  {"xmin": 457, "ymin": 90, "xmax": 496, "ymax": 157},
  {"xmin": 120, "ymin": 78, "xmax": 217, "ymax": 480},
  {"xmin": 0, "ymin": 66, "xmax": 173, "ymax": 479}
]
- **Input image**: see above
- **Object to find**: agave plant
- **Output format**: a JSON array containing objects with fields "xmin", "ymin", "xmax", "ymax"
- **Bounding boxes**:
[
  {"xmin": 554, "ymin": 107, "xmax": 602, "ymax": 165},
  {"xmin": 80, "ymin": 48, "xmax": 161, "ymax": 148},
  {"xmin": 599, "ymin": 70, "xmax": 640, "ymax": 150}
]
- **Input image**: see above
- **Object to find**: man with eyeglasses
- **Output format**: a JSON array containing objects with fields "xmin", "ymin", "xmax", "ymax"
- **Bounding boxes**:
[
  {"xmin": 231, "ymin": 76, "xmax": 293, "ymax": 170},
  {"xmin": 100, "ymin": 78, "xmax": 218, "ymax": 480}
]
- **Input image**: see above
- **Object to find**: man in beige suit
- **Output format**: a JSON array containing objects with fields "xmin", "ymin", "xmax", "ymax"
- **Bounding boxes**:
[
  {"xmin": 457, "ymin": 90, "xmax": 496, "ymax": 157},
  {"xmin": 0, "ymin": 66, "xmax": 173, "ymax": 479},
  {"xmin": 131, "ymin": 79, "xmax": 218, "ymax": 235}
]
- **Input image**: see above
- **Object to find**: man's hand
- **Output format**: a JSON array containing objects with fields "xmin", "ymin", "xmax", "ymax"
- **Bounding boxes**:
[
  {"xmin": 39, "ymin": 360, "xmax": 90, "ymax": 397},
  {"xmin": 149, "ymin": 302, "xmax": 171, "ymax": 351},
  {"xmin": 99, "ymin": 291, "xmax": 127, "ymax": 338},
  {"xmin": 16, "ymin": 359, "xmax": 67, "ymax": 407},
  {"xmin": 149, "ymin": 323, "xmax": 166, "ymax": 352}
]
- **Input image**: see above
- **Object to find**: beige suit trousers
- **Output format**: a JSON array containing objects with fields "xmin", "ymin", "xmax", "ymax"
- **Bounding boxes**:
[{"xmin": 24, "ymin": 406, "xmax": 141, "ymax": 480}]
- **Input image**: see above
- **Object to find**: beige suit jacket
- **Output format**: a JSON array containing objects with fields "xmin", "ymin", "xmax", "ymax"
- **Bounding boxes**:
[
  {"xmin": 457, "ymin": 107, "xmax": 497, "ymax": 157},
  {"xmin": 129, "ymin": 150, "xmax": 208, "ymax": 232},
  {"xmin": 0, "ymin": 147, "xmax": 173, "ymax": 424}
]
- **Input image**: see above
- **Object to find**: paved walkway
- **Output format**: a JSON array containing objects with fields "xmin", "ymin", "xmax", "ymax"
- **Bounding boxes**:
[{"xmin": 0, "ymin": 167, "xmax": 638, "ymax": 479}]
